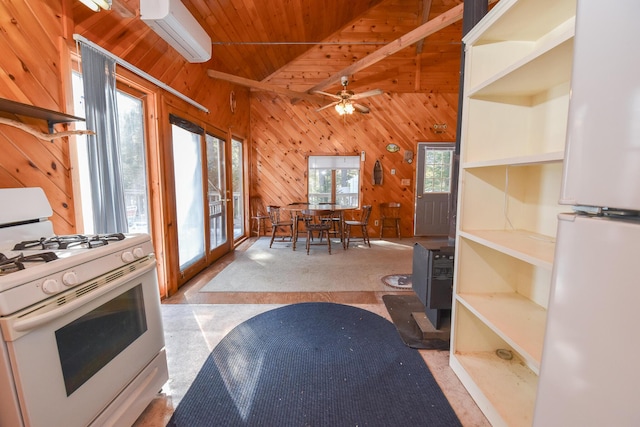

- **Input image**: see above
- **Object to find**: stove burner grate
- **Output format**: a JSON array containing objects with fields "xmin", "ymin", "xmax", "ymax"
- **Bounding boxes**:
[
  {"xmin": 0, "ymin": 252, "xmax": 59, "ymax": 275},
  {"xmin": 13, "ymin": 233, "xmax": 126, "ymax": 250}
]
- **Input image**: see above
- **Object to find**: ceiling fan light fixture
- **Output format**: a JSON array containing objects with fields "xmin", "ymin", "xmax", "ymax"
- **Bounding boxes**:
[
  {"xmin": 335, "ymin": 100, "xmax": 354, "ymax": 115},
  {"xmin": 317, "ymin": 76, "xmax": 380, "ymax": 116},
  {"xmin": 344, "ymin": 101, "xmax": 354, "ymax": 114}
]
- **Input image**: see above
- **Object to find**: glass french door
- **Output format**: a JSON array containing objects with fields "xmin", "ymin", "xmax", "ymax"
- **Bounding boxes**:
[
  {"xmin": 231, "ymin": 138, "xmax": 245, "ymax": 240},
  {"xmin": 170, "ymin": 116, "xmax": 238, "ymax": 285},
  {"xmin": 171, "ymin": 121, "xmax": 206, "ymax": 271},
  {"xmin": 206, "ymin": 133, "xmax": 229, "ymax": 252}
]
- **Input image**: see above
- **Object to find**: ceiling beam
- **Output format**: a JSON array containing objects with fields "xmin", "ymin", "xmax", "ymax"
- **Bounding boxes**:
[
  {"xmin": 415, "ymin": 0, "xmax": 434, "ymax": 55},
  {"xmin": 112, "ymin": 0, "xmax": 136, "ymax": 18},
  {"xmin": 206, "ymin": 70, "xmax": 323, "ymax": 104},
  {"xmin": 307, "ymin": 0, "xmax": 497, "ymax": 94},
  {"xmin": 307, "ymin": 2, "xmax": 465, "ymax": 93},
  {"xmin": 208, "ymin": 1, "xmax": 499, "ymax": 104},
  {"xmin": 414, "ymin": 0, "xmax": 434, "ymax": 91}
]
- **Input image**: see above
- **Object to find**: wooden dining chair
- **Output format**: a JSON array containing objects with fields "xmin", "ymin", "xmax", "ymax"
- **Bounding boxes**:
[
  {"xmin": 317, "ymin": 203, "xmax": 344, "ymax": 245},
  {"xmin": 267, "ymin": 206, "xmax": 293, "ymax": 248},
  {"xmin": 379, "ymin": 202, "xmax": 401, "ymax": 238},
  {"xmin": 288, "ymin": 201, "xmax": 309, "ymax": 241},
  {"xmin": 301, "ymin": 209, "xmax": 332, "ymax": 254},
  {"xmin": 250, "ymin": 196, "xmax": 269, "ymax": 236},
  {"xmin": 344, "ymin": 205, "xmax": 372, "ymax": 248}
]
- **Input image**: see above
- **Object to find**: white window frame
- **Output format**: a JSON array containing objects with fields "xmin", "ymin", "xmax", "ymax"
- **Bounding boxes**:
[{"xmin": 307, "ymin": 155, "xmax": 360, "ymax": 207}]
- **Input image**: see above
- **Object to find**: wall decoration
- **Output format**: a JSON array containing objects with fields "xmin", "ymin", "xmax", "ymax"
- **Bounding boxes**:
[
  {"xmin": 373, "ymin": 159, "xmax": 383, "ymax": 185},
  {"xmin": 432, "ymin": 123, "xmax": 447, "ymax": 134},
  {"xmin": 386, "ymin": 143, "xmax": 400, "ymax": 153},
  {"xmin": 229, "ymin": 90, "xmax": 236, "ymax": 113},
  {"xmin": 404, "ymin": 150, "xmax": 414, "ymax": 163},
  {"xmin": 0, "ymin": 117, "xmax": 94, "ymax": 141}
]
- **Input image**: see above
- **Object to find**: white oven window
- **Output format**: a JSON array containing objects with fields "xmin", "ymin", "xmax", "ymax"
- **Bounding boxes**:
[{"xmin": 55, "ymin": 284, "xmax": 148, "ymax": 396}]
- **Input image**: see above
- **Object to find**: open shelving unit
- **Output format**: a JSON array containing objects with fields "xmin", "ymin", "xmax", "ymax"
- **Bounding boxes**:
[{"xmin": 450, "ymin": 0, "xmax": 576, "ymax": 425}]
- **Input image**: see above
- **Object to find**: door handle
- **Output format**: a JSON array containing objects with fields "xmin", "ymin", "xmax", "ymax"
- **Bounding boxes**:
[{"xmin": 417, "ymin": 195, "xmax": 422, "ymax": 199}]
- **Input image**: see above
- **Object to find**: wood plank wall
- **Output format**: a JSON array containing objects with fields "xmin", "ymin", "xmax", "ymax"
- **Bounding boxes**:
[
  {"xmin": 0, "ymin": 0, "xmax": 251, "ymax": 297},
  {"xmin": 0, "ymin": 1, "xmax": 76, "ymax": 234},
  {"xmin": 0, "ymin": 0, "xmax": 460, "ymax": 294},
  {"xmin": 0, "ymin": 0, "xmax": 250, "ymax": 229},
  {"xmin": 250, "ymin": 90, "xmax": 457, "ymax": 237}
]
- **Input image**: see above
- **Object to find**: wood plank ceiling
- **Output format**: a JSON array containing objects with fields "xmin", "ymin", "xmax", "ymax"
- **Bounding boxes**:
[{"xmin": 73, "ymin": 0, "xmax": 464, "ymax": 98}]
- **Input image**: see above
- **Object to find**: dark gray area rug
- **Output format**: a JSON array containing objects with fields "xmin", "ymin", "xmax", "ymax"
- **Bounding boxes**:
[
  {"xmin": 167, "ymin": 302, "xmax": 460, "ymax": 427},
  {"xmin": 383, "ymin": 294, "xmax": 450, "ymax": 350}
]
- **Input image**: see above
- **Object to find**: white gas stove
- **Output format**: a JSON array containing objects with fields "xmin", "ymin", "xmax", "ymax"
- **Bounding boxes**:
[
  {"xmin": 0, "ymin": 188, "xmax": 168, "ymax": 427},
  {"xmin": 0, "ymin": 231, "xmax": 155, "ymax": 316}
]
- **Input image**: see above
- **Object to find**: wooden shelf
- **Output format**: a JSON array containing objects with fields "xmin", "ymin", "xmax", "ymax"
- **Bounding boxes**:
[
  {"xmin": 463, "ymin": 151, "xmax": 563, "ymax": 169},
  {"xmin": 0, "ymin": 98, "xmax": 84, "ymax": 132},
  {"xmin": 451, "ymin": 301, "xmax": 540, "ymax": 427},
  {"xmin": 472, "ymin": 40, "xmax": 573, "ymax": 99},
  {"xmin": 451, "ymin": 0, "xmax": 575, "ymax": 424},
  {"xmin": 467, "ymin": 0, "xmax": 576, "ymax": 45},
  {"xmin": 450, "ymin": 351, "xmax": 538, "ymax": 427},
  {"xmin": 467, "ymin": 21, "xmax": 574, "ymax": 97},
  {"xmin": 458, "ymin": 229, "xmax": 555, "ymax": 268},
  {"xmin": 457, "ymin": 292, "xmax": 546, "ymax": 371}
]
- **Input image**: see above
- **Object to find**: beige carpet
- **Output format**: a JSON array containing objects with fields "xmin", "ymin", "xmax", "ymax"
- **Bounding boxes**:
[{"xmin": 199, "ymin": 237, "xmax": 419, "ymax": 292}]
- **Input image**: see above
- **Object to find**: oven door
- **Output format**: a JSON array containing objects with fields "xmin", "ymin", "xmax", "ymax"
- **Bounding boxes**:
[{"xmin": 0, "ymin": 259, "xmax": 165, "ymax": 427}]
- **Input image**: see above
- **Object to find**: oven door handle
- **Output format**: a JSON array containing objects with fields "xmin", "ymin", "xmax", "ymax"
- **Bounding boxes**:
[{"xmin": 11, "ymin": 261, "xmax": 156, "ymax": 335}]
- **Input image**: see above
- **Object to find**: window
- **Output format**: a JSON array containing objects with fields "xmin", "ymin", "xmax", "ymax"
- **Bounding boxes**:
[
  {"xmin": 71, "ymin": 72, "xmax": 150, "ymax": 234},
  {"xmin": 308, "ymin": 156, "xmax": 360, "ymax": 207},
  {"xmin": 118, "ymin": 91, "xmax": 149, "ymax": 232},
  {"xmin": 423, "ymin": 147, "xmax": 453, "ymax": 193}
]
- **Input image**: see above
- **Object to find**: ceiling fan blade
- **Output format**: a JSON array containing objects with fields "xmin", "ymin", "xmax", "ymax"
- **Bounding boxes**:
[
  {"xmin": 350, "ymin": 89, "xmax": 384, "ymax": 100},
  {"xmin": 313, "ymin": 90, "xmax": 342, "ymax": 100},
  {"xmin": 316, "ymin": 101, "xmax": 340, "ymax": 112},
  {"xmin": 353, "ymin": 103, "xmax": 371, "ymax": 114}
]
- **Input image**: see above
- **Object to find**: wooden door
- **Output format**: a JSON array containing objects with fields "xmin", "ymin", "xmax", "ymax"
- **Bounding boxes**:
[{"xmin": 414, "ymin": 143, "xmax": 454, "ymax": 236}]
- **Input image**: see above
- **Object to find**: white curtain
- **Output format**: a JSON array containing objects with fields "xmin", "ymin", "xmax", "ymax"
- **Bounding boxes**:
[{"xmin": 80, "ymin": 43, "xmax": 128, "ymax": 233}]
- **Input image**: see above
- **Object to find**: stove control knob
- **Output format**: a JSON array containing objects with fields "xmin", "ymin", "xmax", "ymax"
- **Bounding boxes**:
[
  {"xmin": 42, "ymin": 279, "xmax": 62, "ymax": 294},
  {"xmin": 62, "ymin": 271, "xmax": 78, "ymax": 287},
  {"xmin": 121, "ymin": 251, "xmax": 135, "ymax": 263},
  {"xmin": 133, "ymin": 247, "xmax": 145, "ymax": 259}
]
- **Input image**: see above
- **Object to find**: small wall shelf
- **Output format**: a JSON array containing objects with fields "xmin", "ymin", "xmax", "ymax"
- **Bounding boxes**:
[{"xmin": 0, "ymin": 98, "xmax": 85, "ymax": 133}]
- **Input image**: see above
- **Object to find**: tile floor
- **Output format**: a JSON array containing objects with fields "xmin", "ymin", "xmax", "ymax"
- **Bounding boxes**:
[{"xmin": 133, "ymin": 238, "xmax": 490, "ymax": 426}]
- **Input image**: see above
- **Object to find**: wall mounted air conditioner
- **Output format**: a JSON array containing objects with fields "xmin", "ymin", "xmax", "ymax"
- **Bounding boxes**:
[{"xmin": 140, "ymin": 0, "xmax": 212, "ymax": 63}]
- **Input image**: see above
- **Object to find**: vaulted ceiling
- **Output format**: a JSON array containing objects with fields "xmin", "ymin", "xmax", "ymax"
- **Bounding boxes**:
[{"xmin": 71, "ymin": 0, "xmax": 466, "ymax": 97}]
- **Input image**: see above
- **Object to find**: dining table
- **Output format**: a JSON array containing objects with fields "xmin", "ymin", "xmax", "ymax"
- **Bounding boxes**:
[{"xmin": 284, "ymin": 203, "xmax": 354, "ymax": 250}]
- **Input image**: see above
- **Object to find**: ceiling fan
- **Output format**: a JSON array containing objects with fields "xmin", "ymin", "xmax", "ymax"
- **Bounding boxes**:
[{"xmin": 314, "ymin": 76, "xmax": 383, "ymax": 115}]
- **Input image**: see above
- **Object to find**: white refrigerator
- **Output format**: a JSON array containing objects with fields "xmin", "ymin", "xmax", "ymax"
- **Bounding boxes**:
[{"xmin": 533, "ymin": 1, "xmax": 640, "ymax": 426}]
